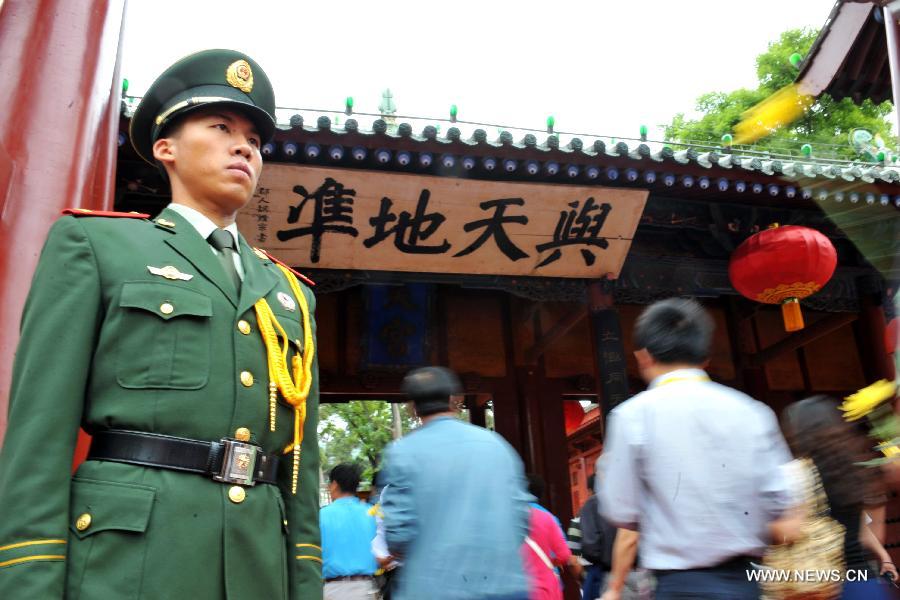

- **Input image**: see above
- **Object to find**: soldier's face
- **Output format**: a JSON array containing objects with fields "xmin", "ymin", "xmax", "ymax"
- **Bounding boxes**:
[{"xmin": 155, "ymin": 107, "xmax": 263, "ymax": 216}]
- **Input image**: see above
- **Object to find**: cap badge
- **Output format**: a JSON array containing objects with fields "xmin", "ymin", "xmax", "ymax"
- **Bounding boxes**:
[
  {"xmin": 277, "ymin": 292, "xmax": 296, "ymax": 312},
  {"xmin": 226, "ymin": 59, "xmax": 254, "ymax": 94}
]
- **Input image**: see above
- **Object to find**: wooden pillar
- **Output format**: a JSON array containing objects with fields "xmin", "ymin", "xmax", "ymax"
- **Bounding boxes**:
[
  {"xmin": 727, "ymin": 298, "xmax": 770, "ymax": 402},
  {"xmin": 589, "ymin": 282, "xmax": 630, "ymax": 423},
  {"xmin": 466, "ymin": 394, "xmax": 487, "ymax": 428},
  {"xmin": 0, "ymin": 0, "xmax": 127, "ymax": 446},
  {"xmin": 884, "ymin": 5, "xmax": 900, "ymax": 138},
  {"xmin": 493, "ymin": 293, "xmax": 527, "ymax": 458},
  {"xmin": 497, "ymin": 294, "xmax": 573, "ymax": 520},
  {"xmin": 517, "ymin": 364, "xmax": 547, "ymax": 477},
  {"xmin": 521, "ymin": 306, "xmax": 573, "ymax": 528},
  {"xmin": 855, "ymin": 275, "xmax": 895, "ymax": 382}
]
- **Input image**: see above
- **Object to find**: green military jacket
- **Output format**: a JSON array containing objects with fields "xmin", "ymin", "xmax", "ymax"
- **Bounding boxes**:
[{"xmin": 0, "ymin": 206, "xmax": 322, "ymax": 599}]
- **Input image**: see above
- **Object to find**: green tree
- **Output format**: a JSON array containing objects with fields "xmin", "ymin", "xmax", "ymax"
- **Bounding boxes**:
[
  {"xmin": 317, "ymin": 401, "xmax": 418, "ymax": 487},
  {"xmin": 664, "ymin": 28, "xmax": 896, "ymax": 159},
  {"xmin": 317, "ymin": 401, "xmax": 495, "ymax": 489}
]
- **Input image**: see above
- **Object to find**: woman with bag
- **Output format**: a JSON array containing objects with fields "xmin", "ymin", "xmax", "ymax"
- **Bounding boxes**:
[
  {"xmin": 776, "ymin": 396, "xmax": 896, "ymax": 600},
  {"xmin": 522, "ymin": 475, "xmax": 582, "ymax": 600}
]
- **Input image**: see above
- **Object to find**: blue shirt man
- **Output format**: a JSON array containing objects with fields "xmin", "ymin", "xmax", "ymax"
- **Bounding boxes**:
[
  {"xmin": 381, "ymin": 367, "xmax": 531, "ymax": 600},
  {"xmin": 319, "ymin": 464, "xmax": 378, "ymax": 597}
]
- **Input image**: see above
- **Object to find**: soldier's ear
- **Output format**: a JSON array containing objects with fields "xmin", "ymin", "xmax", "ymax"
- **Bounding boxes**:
[{"xmin": 152, "ymin": 137, "xmax": 176, "ymax": 166}]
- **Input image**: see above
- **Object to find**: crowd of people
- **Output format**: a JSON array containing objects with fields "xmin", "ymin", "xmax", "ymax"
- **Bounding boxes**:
[{"xmin": 319, "ymin": 298, "xmax": 900, "ymax": 600}]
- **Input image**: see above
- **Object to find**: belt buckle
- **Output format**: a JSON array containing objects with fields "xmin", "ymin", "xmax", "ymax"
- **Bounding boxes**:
[{"xmin": 213, "ymin": 439, "xmax": 259, "ymax": 486}]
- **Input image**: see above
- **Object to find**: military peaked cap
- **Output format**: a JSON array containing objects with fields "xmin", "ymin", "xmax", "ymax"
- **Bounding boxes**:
[{"xmin": 130, "ymin": 49, "xmax": 276, "ymax": 164}]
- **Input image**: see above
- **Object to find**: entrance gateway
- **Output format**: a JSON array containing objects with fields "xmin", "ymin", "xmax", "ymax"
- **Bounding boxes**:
[{"xmin": 114, "ymin": 115, "xmax": 898, "ymax": 534}]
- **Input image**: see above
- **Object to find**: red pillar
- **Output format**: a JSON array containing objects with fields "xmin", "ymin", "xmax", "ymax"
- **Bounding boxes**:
[
  {"xmin": 886, "ymin": 5, "xmax": 900, "ymax": 138},
  {"xmin": 0, "ymin": 0, "xmax": 127, "ymax": 447}
]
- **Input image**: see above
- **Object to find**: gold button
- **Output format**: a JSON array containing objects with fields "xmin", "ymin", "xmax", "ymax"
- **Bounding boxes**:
[
  {"xmin": 235, "ymin": 427, "xmax": 251, "ymax": 442},
  {"xmin": 229, "ymin": 486, "xmax": 246, "ymax": 504},
  {"xmin": 240, "ymin": 371, "xmax": 254, "ymax": 387},
  {"xmin": 160, "ymin": 302, "xmax": 174, "ymax": 315},
  {"xmin": 237, "ymin": 320, "xmax": 251, "ymax": 335},
  {"xmin": 75, "ymin": 513, "xmax": 92, "ymax": 531}
]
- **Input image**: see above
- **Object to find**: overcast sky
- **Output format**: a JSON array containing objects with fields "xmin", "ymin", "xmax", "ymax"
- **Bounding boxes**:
[{"xmin": 121, "ymin": 0, "xmax": 837, "ymax": 141}]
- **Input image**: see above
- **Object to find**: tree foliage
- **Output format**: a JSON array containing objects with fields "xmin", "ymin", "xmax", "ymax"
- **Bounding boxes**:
[
  {"xmin": 317, "ymin": 401, "xmax": 418, "ymax": 486},
  {"xmin": 317, "ymin": 401, "xmax": 495, "ymax": 488},
  {"xmin": 664, "ymin": 28, "xmax": 896, "ymax": 159}
]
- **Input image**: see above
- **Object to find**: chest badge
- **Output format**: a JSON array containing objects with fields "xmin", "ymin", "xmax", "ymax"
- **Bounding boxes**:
[
  {"xmin": 148, "ymin": 265, "xmax": 194, "ymax": 281},
  {"xmin": 277, "ymin": 292, "xmax": 296, "ymax": 312}
]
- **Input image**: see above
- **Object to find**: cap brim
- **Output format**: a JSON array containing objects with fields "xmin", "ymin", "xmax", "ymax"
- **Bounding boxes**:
[{"xmin": 131, "ymin": 85, "xmax": 276, "ymax": 165}]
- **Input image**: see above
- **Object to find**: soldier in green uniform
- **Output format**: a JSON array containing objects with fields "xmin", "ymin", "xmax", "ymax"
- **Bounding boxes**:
[{"xmin": 0, "ymin": 49, "xmax": 323, "ymax": 599}]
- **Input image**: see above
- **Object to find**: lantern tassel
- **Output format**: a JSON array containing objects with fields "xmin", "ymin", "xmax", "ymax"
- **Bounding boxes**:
[{"xmin": 782, "ymin": 298, "xmax": 804, "ymax": 332}]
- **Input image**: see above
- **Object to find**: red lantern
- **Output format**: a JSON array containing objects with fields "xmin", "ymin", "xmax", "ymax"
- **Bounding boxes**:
[
  {"xmin": 564, "ymin": 400, "xmax": 585, "ymax": 433},
  {"xmin": 729, "ymin": 225, "xmax": 837, "ymax": 332}
]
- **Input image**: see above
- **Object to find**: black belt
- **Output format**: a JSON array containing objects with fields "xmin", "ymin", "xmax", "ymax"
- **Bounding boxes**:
[
  {"xmin": 655, "ymin": 555, "xmax": 758, "ymax": 575},
  {"xmin": 88, "ymin": 430, "xmax": 280, "ymax": 486},
  {"xmin": 325, "ymin": 575, "xmax": 374, "ymax": 583}
]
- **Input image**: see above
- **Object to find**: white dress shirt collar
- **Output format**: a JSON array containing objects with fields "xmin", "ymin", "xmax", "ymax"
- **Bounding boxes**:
[
  {"xmin": 648, "ymin": 367, "xmax": 709, "ymax": 389},
  {"xmin": 167, "ymin": 203, "xmax": 241, "ymax": 253}
]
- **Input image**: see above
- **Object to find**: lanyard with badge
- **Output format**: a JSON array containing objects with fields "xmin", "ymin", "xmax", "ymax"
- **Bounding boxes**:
[{"xmin": 654, "ymin": 373, "xmax": 710, "ymax": 388}]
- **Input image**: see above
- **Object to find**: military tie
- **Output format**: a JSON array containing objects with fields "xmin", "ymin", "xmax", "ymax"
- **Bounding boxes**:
[{"xmin": 207, "ymin": 228, "xmax": 242, "ymax": 294}]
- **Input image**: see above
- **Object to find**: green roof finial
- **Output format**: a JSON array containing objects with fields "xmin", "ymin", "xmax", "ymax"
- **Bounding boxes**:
[
  {"xmin": 450, "ymin": 104, "xmax": 458, "ymax": 123},
  {"xmin": 378, "ymin": 89, "xmax": 396, "ymax": 116},
  {"xmin": 721, "ymin": 133, "xmax": 733, "ymax": 147},
  {"xmin": 345, "ymin": 96, "xmax": 354, "ymax": 115},
  {"xmin": 877, "ymin": 149, "xmax": 886, "ymax": 162},
  {"xmin": 546, "ymin": 115, "xmax": 555, "ymax": 134},
  {"xmin": 789, "ymin": 53, "xmax": 803, "ymax": 69},
  {"xmin": 801, "ymin": 143, "xmax": 813, "ymax": 157},
  {"xmin": 122, "ymin": 78, "xmax": 129, "ymax": 94},
  {"xmin": 639, "ymin": 124, "xmax": 648, "ymax": 141}
]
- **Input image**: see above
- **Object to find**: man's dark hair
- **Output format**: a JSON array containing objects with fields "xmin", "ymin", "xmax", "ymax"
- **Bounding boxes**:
[
  {"xmin": 401, "ymin": 366, "xmax": 462, "ymax": 417},
  {"xmin": 527, "ymin": 473, "xmax": 546, "ymax": 503},
  {"xmin": 329, "ymin": 463, "xmax": 362, "ymax": 494},
  {"xmin": 633, "ymin": 298, "xmax": 713, "ymax": 365}
]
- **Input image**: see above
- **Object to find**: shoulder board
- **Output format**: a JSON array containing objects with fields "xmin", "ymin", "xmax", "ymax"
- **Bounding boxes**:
[
  {"xmin": 62, "ymin": 208, "xmax": 150, "ymax": 219},
  {"xmin": 254, "ymin": 247, "xmax": 315, "ymax": 287}
]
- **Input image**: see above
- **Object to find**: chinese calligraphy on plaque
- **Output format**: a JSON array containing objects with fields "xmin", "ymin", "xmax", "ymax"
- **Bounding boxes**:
[{"xmin": 238, "ymin": 165, "xmax": 648, "ymax": 279}]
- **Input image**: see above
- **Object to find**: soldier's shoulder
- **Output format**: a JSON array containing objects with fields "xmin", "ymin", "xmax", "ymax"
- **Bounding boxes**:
[
  {"xmin": 53, "ymin": 208, "xmax": 155, "ymax": 239},
  {"xmin": 252, "ymin": 247, "xmax": 315, "ymax": 287},
  {"xmin": 61, "ymin": 208, "xmax": 151, "ymax": 220},
  {"xmin": 58, "ymin": 208, "xmax": 152, "ymax": 231}
]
